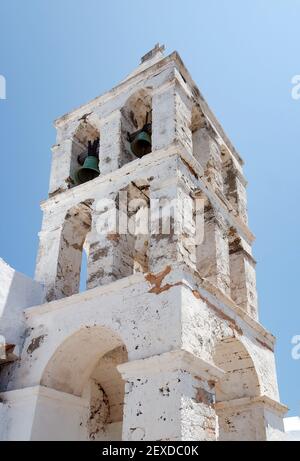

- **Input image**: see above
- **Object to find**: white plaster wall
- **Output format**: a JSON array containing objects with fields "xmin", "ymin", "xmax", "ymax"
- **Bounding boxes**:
[
  {"xmin": 264, "ymin": 406, "xmax": 286, "ymax": 441},
  {"xmin": 0, "ymin": 401, "xmax": 7, "ymax": 440},
  {"xmin": 0, "ymin": 386, "xmax": 89, "ymax": 441},
  {"xmin": 0, "ymin": 387, "xmax": 38, "ymax": 440},
  {"xmin": 1, "ymin": 274, "xmax": 182, "ymax": 393},
  {"xmin": 31, "ymin": 387, "xmax": 88, "ymax": 441},
  {"xmin": 0, "ymin": 258, "xmax": 43, "ymax": 347},
  {"xmin": 0, "ymin": 264, "xmax": 284, "ymax": 439},
  {"xmin": 284, "ymin": 416, "xmax": 300, "ymax": 441}
]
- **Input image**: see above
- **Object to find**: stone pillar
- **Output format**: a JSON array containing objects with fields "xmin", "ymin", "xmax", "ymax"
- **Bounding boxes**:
[
  {"xmin": 228, "ymin": 231, "xmax": 258, "ymax": 319},
  {"xmin": 99, "ymin": 110, "xmax": 123, "ymax": 175},
  {"xmin": 192, "ymin": 126, "xmax": 224, "ymax": 193},
  {"xmin": 35, "ymin": 227, "xmax": 64, "ymax": 301},
  {"xmin": 196, "ymin": 200, "xmax": 231, "ymax": 296},
  {"xmin": 86, "ymin": 194, "xmax": 133, "ymax": 288},
  {"xmin": 86, "ymin": 182, "xmax": 150, "ymax": 288},
  {"xmin": 49, "ymin": 139, "xmax": 74, "ymax": 196},
  {"xmin": 118, "ymin": 351, "xmax": 223, "ymax": 441},
  {"xmin": 87, "ymin": 232, "xmax": 135, "ymax": 289},
  {"xmin": 152, "ymin": 81, "xmax": 192, "ymax": 154},
  {"xmin": 216, "ymin": 396, "xmax": 287, "ymax": 441},
  {"xmin": 149, "ymin": 177, "xmax": 196, "ymax": 273},
  {"xmin": 222, "ymin": 155, "xmax": 248, "ymax": 224}
]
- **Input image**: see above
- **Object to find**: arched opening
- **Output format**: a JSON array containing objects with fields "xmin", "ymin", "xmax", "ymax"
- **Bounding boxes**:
[
  {"xmin": 84, "ymin": 345, "xmax": 128, "ymax": 440},
  {"xmin": 71, "ymin": 121, "xmax": 100, "ymax": 186},
  {"xmin": 213, "ymin": 337, "xmax": 261, "ymax": 441},
  {"xmin": 121, "ymin": 89, "xmax": 152, "ymax": 165},
  {"xmin": 39, "ymin": 326, "xmax": 128, "ymax": 441},
  {"xmin": 79, "ymin": 247, "xmax": 88, "ymax": 292},
  {"xmin": 55, "ymin": 202, "xmax": 92, "ymax": 299}
]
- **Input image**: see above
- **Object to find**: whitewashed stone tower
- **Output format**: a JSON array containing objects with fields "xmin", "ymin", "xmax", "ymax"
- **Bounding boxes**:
[{"xmin": 0, "ymin": 45, "xmax": 287, "ymax": 441}]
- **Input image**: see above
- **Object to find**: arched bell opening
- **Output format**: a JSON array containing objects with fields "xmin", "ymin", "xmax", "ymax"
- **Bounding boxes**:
[
  {"xmin": 54, "ymin": 202, "xmax": 93, "ymax": 300},
  {"xmin": 121, "ymin": 89, "xmax": 152, "ymax": 163},
  {"xmin": 39, "ymin": 326, "xmax": 128, "ymax": 441},
  {"xmin": 213, "ymin": 336, "xmax": 262, "ymax": 441},
  {"xmin": 71, "ymin": 121, "xmax": 100, "ymax": 186}
]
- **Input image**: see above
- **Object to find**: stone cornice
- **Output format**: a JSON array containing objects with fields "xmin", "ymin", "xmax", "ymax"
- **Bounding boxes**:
[
  {"xmin": 0, "ymin": 385, "xmax": 88, "ymax": 407},
  {"xmin": 117, "ymin": 350, "xmax": 224, "ymax": 382},
  {"xmin": 215, "ymin": 395, "xmax": 288, "ymax": 415},
  {"xmin": 41, "ymin": 146, "xmax": 255, "ymax": 245},
  {"xmin": 25, "ymin": 263, "xmax": 275, "ymax": 352}
]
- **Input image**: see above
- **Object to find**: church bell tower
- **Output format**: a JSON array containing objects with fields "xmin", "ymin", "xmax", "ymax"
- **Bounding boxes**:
[{"xmin": 0, "ymin": 45, "xmax": 287, "ymax": 441}]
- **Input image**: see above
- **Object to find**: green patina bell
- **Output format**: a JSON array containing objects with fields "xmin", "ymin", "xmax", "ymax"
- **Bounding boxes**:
[
  {"xmin": 130, "ymin": 130, "xmax": 152, "ymax": 158},
  {"xmin": 76, "ymin": 155, "xmax": 100, "ymax": 184},
  {"xmin": 76, "ymin": 138, "xmax": 100, "ymax": 185}
]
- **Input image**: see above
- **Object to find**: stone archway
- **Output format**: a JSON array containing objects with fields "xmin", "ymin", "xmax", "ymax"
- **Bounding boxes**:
[
  {"xmin": 54, "ymin": 202, "xmax": 92, "ymax": 300},
  {"xmin": 213, "ymin": 336, "xmax": 262, "ymax": 441},
  {"xmin": 70, "ymin": 120, "xmax": 100, "ymax": 186},
  {"xmin": 31, "ymin": 325, "xmax": 128, "ymax": 441},
  {"xmin": 121, "ymin": 88, "xmax": 153, "ymax": 165}
]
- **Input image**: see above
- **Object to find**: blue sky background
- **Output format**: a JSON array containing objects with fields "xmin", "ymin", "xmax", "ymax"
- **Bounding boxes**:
[{"xmin": 0, "ymin": 0, "xmax": 299, "ymax": 416}]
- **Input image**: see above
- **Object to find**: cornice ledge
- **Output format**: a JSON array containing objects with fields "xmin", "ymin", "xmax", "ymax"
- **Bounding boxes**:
[{"xmin": 117, "ymin": 349, "xmax": 224, "ymax": 382}]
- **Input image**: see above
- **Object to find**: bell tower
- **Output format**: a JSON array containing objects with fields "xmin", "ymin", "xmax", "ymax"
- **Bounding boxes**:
[{"xmin": 0, "ymin": 45, "xmax": 287, "ymax": 441}]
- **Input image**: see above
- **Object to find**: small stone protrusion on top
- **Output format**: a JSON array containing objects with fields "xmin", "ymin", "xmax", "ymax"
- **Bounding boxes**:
[{"xmin": 141, "ymin": 43, "xmax": 165, "ymax": 64}]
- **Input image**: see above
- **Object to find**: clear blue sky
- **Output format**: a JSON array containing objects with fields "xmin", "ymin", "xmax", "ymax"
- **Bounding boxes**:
[{"xmin": 0, "ymin": 1, "xmax": 299, "ymax": 416}]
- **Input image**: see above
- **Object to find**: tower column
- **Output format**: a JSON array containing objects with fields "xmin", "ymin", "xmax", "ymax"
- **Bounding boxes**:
[
  {"xmin": 192, "ymin": 125, "xmax": 224, "ymax": 193},
  {"xmin": 152, "ymin": 81, "xmax": 193, "ymax": 154},
  {"xmin": 196, "ymin": 200, "xmax": 231, "ymax": 296},
  {"xmin": 86, "ymin": 231, "xmax": 135, "ymax": 289},
  {"xmin": 118, "ymin": 351, "xmax": 224, "ymax": 441},
  {"xmin": 99, "ymin": 110, "xmax": 123, "ymax": 175},
  {"xmin": 49, "ymin": 139, "xmax": 74, "ymax": 195},
  {"xmin": 35, "ymin": 227, "xmax": 64, "ymax": 301},
  {"xmin": 222, "ymin": 154, "xmax": 248, "ymax": 225},
  {"xmin": 86, "ymin": 194, "xmax": 135, "ymax": 288},
  {"xmin": 228, "ymin": 231, "xmax": 258, "ymax": 319},
  {"xmin": 149, "ymin": 177, "xmax": 196, "ymax": 273}
]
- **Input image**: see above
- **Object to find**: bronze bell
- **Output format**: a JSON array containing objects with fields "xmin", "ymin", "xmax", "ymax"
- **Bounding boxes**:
[
  {"xmin": 129, "ymin": 123, "xmax": 152, "ymax": 158},
  {"xmin": 76, "ymin": 138, "xmax": 100, "ymax": 185}
]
